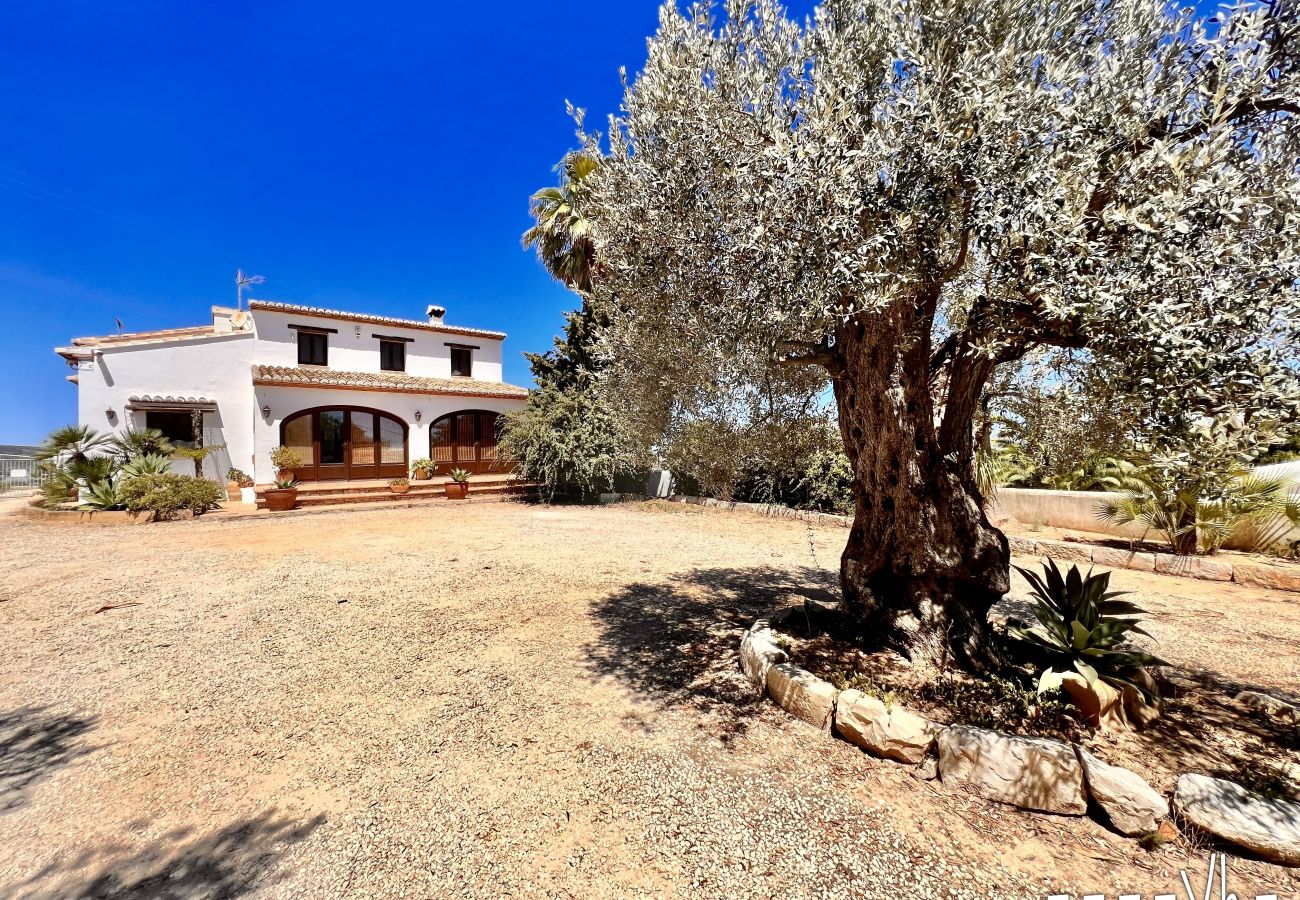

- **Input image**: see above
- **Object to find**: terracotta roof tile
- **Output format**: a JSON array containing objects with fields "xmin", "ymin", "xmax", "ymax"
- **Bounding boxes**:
[
  {"xmin": 251, "ymin": 365, "xmax": 529, "ymax": 399},
  {"xmin": 247, "ymin": 300, "xmax": 506, "ymax": 339}
]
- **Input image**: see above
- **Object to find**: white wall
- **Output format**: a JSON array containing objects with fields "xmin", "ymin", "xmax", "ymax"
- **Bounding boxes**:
[
  {"xmin": 994, "ymin": 486, "xmax": 1300, "ymax": 553},
  {"xmin": 250, "ymin": 309, "xmax": 505, "ymax": 382},
  {"xmin": 75, "ymin": 333, "xmax": 256, "ymax": 479},
  {"xmin": 251, "ymin": 385, "xmax": 523, "ymax": 482}
]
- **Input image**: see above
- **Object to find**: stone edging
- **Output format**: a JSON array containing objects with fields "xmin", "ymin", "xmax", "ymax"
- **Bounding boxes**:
[
  {"xmin": 18, "ymin": 506, "xmax": 146, "ymax": 526},
  {"xmin": 1006, "ymin": 534, "xmax": 1300, "ymax": 593},
  {"xmin": 667, "ymin": 495, "xmax": 1300, "ymax": 594},
  {"xmin": 668, "ymin": 494, "xmax": 852, "ymax": 528},
  {"xmin": 740, "ymin": 617, "xmax": 1300, "ymax": 864}
]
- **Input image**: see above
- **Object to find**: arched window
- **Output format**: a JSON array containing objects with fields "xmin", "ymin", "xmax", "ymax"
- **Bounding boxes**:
[
  {"xmin": 280, "ymin": 406, "xmax": 408, "ymax": 481},
  {"xmin": 427, "ymin": 410, "xmax": 507, "ymax": 475}
]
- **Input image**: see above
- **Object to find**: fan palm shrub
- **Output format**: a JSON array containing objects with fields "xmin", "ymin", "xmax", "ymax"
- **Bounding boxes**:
[
  {"xmin": 36, "ymin": 425, "xmax": 111, "ymax": 464},
  {"xmin": 67, "ymin": 454, "xmax": 117, "ymax": 485},
  {"xmin": 111, "ymin": 427, "xmax": 175, "ymax": 461},
  {"xmin": 1098, "ymin": 465, "xmax": 1300, "ymax": 556},
  {"xmin": 1011, "ymin": 559, "xmax": 1167, "ymax": 701}
]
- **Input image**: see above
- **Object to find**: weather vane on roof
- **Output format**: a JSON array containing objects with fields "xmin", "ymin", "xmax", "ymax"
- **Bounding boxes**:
[{"xmin": 235, "ymin": 270, "xmax": 266, "ymax": 310}]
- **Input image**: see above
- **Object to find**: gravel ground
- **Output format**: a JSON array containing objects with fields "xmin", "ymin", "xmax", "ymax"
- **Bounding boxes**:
[{"xmin": 1, "ymin": 499, "xmax": 1297, "ymax": 899}]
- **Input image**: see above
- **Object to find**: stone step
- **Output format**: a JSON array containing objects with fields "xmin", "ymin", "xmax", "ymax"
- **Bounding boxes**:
[{"xmin": 256, "ymin": 481, "xmax": 537, "ymax": 509}]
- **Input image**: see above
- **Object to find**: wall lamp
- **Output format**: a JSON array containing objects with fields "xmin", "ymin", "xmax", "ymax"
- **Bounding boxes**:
[
  {"xmin": 414, "ymin": 410, "xmax": 422, "ymax": 423},
  {"xmin": 261, "ymin": 404, "xmax": 272, "ymax": 418}
]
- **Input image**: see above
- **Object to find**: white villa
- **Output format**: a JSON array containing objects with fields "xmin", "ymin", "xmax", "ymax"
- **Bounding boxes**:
[{"xmin": 56, "ymin": 301, "xmax": 528, "ymax": 485}]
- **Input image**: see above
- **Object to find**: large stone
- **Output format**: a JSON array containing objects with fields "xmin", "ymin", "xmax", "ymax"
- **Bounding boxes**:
[
  {"xmin": 937, "ymin": 726, "xmax": 1087, "ymax": 815},
  {"xmin": 1153, "ymin": 554, "xmax": 1233, "ymax": 582},
  {"xmin": 739, "ymin": 622, "xmax": 787, "ymax": 691},
  {"xmin": 1006, "ymin": 535, "xmax": 1039, "ymax": 555},
  {"xmin": 1034, "ymin": 539, "xmax": 1093, "ymax": 564},
  {"xmin": 1173, "ymin": 774, "xmax": 1300, "ymax": 866},
  {"xmin": 766, "ymin": 663, "xmax": 838, "ymax": 731},
  {"xmin": 1090, "ymin": 546, "xmax": 1157, "ymax": 572},
  {"xmin": 1233, "ymin": 562, "xmax": 1300, "ymax": 594},
  {"xmin": 834, "ymin": 690, "xmax": 937, "ymax": 764},
  {"xmin": 1076, "ymin": 748, "xmax": 1167, "ymax": 836},
  {"xmin": 1233, "ymin": 690, "xmax": 1298, "ymax": 725}
]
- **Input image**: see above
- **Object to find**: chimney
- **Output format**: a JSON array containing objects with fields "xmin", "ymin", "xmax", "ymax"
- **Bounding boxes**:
[{"xmin": 427, "ymin": 304, "xmax": 446, "ymax": 324}]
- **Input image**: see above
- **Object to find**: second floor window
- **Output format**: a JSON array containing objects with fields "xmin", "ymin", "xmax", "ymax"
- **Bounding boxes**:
[
  {"xmin": 298, "ymin": 331, "xmax": 328, "ymax": 366},
  {"xmin": 450, "ymin": 346, "xmax": 472, "ymax": 377},
  {"xmin": 380, "ymin": 339, "xmax": 406, "ymax": 372}
]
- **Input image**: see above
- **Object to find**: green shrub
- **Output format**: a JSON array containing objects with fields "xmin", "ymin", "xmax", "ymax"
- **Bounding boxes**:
[
  {"xmin": 119, "ymin": 474, "xmax": 223, "ymax": 520},
  {"xmin": 270, "ymin": 445, "xmax": 303, "ymax": 472}
]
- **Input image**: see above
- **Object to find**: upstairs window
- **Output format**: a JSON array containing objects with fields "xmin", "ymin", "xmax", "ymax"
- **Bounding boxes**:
[
  {"xmin": 379, "ymin": 339, "xmax": 406, "ymax": 372},
  {"xmin": 298, "ymin": 331, "xmax": 328, "ymax": 366},
  {"xmin": 450, "ymin": 346, "xmax": 473, "ymax": 377}
]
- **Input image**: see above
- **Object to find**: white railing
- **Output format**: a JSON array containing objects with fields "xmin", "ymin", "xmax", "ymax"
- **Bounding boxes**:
[{"xmin": 0, "ymin": 455, "xmax": 44, "ymax": 493}]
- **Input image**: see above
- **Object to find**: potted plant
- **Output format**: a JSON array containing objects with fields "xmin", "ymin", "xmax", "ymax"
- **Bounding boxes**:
[
  {"xmin": 264, "ymin": 473, "xmax": 300, "ymax": 512},
  {"xmin": 389, "ymin": 477, "xmax": 411, "ymax": 495},
  {"xmin": 410, "ymin": 458, "xmax": 434, "ymax": 480},
  {"xmin": 444, "ymin": 467, "xmax": 471, "ymax": 499},
  {"xmin": 270, "ymin": 445, "xmax": 303, "ymax": 482},
  {"xmin": 226, "ymin": 467, "xmax": 252, "ymax": 502}
]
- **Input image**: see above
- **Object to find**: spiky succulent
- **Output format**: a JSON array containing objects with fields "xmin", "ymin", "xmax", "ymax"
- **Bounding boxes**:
[{"xmin": 1011, "ymin": 559, "xmax": 1167, "ymax": 700}]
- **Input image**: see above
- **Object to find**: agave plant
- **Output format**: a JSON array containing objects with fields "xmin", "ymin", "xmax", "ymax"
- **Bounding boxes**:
[
  {"xmin": 121, "ymin": 454, "xmax": 173, "ymax": 477},
  {"xmin": 80, "ymin": 478, "xmax": 125, "ymax": 511},
  {"xmin": 1011, "ymin": 559, "xmax": 1167, "ymax": 700}
]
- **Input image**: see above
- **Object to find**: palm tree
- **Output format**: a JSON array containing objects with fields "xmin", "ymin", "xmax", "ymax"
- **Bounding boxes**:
[
  {"xmin": 522, "ymin": 151, "xmax": 599, "ymax": 294},
  {"xmin": 36, "ymin": 425, "xmax": 111, "ymax": 464}
]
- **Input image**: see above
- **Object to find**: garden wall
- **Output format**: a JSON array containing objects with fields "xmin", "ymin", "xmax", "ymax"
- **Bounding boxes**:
[{"xmin": 993, "ymin": 487, "xmax": 1300, "ymax": 553}]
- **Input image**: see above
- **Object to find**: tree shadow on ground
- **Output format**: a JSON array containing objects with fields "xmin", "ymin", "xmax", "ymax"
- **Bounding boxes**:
[
  {"xmin": 19, "ymin": 808, "xmax": 325, "ymax": 899},
  {"xmin": 584, "ymin": 565, "xmax": 837, "ymax": 742},
  {"xmin": 0, "ymin": 705, "xmax": 99, "ymax": 812}
]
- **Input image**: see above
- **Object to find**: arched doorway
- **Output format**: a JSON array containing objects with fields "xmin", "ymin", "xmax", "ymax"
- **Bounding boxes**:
[
  {"xmin": 428, "ymin": 410, "xmax": 509, "ymax": 475},
  {"xmin": 281, "ymin": 406, "xmax": 408, "ymax": 481}
]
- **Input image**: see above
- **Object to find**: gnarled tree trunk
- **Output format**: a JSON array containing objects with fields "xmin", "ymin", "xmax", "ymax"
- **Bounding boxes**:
[{"xmin": 830, "ymin": 298, "xmax": 1010, "ymax": 671}]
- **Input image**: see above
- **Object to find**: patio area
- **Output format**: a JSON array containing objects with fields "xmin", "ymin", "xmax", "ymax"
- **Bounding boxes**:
[{"xmin": 1, "ymin": 500, "xmax": 1296, "ymax": 898}]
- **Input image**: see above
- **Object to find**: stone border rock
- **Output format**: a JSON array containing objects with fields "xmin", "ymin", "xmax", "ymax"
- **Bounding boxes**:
[
  {"xmin": 669, "ymin": 494, "xmax": 852, "ymax": 529},
  {"xmin": 670, "ymin": 495, "xmax": 1300, "ymax": 594},
  {"xmin": 741, "ymin": 617, "xmax": 1300, "ymax": 864},
  {"xmin": 19, "ymin": 506, "xmax": 147, "ymax": 526}
]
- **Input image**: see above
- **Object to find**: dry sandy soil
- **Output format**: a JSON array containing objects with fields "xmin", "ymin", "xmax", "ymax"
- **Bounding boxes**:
[{"xmin": 1, "ymin": 499, "xmax": 1297, "ymax": 899}]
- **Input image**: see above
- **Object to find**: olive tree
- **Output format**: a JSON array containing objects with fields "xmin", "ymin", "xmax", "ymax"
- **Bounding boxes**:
[{"xmin": 578, "ymin": 0, "xmax": 1300, "ymax": 668}]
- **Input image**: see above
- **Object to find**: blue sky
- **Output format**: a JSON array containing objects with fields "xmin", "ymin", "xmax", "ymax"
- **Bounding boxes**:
[{"xmin": 0, "ymin": 1, "xmax": 693, "ymax": 444}]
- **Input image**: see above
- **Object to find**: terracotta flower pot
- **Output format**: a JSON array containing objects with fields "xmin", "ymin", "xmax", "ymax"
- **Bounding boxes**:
[
  {"xmin": 444, "ymin": 481, "xmax": 469, "ymax": 500},
  {"xmin": 390, "ymin": 483, "xmax": 410, "ymax": 494},
  {"xmin": 264, "ymin": 488, "xmax": 298, "ymax": 512},
  {"xmin": 227, "ymin": 481, "xmax": 241, "ymax": 501},
  {"xmin": 412, "ymin": 470, "xmax": 431, "ymax": 481}
]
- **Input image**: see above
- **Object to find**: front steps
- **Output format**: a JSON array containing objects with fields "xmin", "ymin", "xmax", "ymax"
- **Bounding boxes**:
[{"xmin": 254, "ymin": 475, "xmax": 538, "ymax": 510}]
